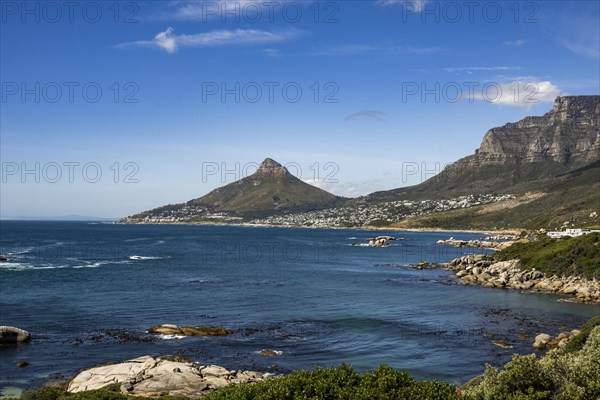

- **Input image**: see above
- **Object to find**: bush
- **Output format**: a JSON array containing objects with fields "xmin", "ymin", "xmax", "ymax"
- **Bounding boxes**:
[
  {"xmin": 564, "ymin": 315, "xmax": 600, "ymax": 353},
  {"xmin": 206, "ymin": 364, "xmax": 461, "ymax": 400},
  {"xmin": 463, "ymin": 326, "xmax": 600, "ymax": 400}
]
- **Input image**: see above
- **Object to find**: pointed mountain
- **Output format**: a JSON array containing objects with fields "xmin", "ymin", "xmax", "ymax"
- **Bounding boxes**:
[
  {"xmin": 125, "ymin": 158, "xmax": 346, "ymax": 222},
  {"xmin": 188, "ymin": 158, "xmax": 345, "ymax": 217}
]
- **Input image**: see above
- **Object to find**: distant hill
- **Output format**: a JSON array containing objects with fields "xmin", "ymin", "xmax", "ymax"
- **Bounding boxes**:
[{"xmin": 122, "ymin": 158, "xmax": 346, "ymax": 222}]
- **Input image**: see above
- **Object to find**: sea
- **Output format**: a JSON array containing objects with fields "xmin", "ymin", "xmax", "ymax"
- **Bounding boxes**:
[{"xmin": 0, "ymin": 221, "xmax": 597, "ymax": 395}]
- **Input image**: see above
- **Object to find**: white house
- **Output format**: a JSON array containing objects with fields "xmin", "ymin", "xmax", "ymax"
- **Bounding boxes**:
[{"xmin": 547, "ymin": 228, "xmax": 600, "ymax": 238}]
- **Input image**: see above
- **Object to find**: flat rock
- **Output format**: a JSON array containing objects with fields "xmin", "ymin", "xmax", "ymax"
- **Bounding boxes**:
[
  {"xmin": 200, "ymin": 365, "xmax": 231, "ymax": 377},
  {"xmin": 148, "ymin": 324, "xmax": 233, "ymax": 337}
]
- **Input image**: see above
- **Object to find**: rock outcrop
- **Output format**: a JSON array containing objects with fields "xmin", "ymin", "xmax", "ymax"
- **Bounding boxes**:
[
  {"xmin": 148, "ymin": 324, "xmax": 233, "ymax": 337},
  {"xmin": 533, "ymin": 330, "xmax": 581, "ymax": 350},
  {"xmin": 440, "ymin": 95, "xmax": 600, "ymax": 191},
  {"xmin": 67, "ymin": 356, "xmax": 268, "ymax": 397},
  {"xmin": 365, "ymin": 95, "xmax": 600, "ymax": 202},
  {"xmin": 436, "ymin": 238, "xmax": 515, "ymax": 250},
  {"xmin": 446, "ymin": 255, "xmax": 600, "ymax": 303},
  {"xmin": 0, "ymin": 326, "xmax": 30, "ymax": 344}
]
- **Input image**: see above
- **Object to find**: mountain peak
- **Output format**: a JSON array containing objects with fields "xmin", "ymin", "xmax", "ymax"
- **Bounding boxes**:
[
  {"xmin": 259, "ymin": 157, "xmax": 283, "ymax": 168},
  {"xmin": 255, "ymin": 158, "xmax": 288, "ymax": 178}
]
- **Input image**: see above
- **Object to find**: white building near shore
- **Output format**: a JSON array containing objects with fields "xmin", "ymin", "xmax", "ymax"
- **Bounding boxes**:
[{"xmin": 547, "ymin": 228, "xmax": 600, "ymax": 238}]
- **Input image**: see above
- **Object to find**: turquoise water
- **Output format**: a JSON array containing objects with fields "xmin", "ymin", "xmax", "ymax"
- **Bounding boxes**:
[{"xmin": 0, "ymin": 221, "xmax": 597, "ymax": 390}]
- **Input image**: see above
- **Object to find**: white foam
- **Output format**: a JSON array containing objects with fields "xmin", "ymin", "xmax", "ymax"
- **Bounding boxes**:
[
  {"xmin": 157, "ymin": 334, "xmax": 186, "ymax": 340},
  {"xmin": 129, "ymin": 255, "xmax": 163, "ymax": 260},
  {"xmin": 0, "ymin": 262, "xmax": 68, "ymax": 271}
]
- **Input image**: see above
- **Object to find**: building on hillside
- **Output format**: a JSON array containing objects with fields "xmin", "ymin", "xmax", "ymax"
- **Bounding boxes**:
[{"xmin": 547, "ymin": 228, "xmax": 600, "ymax": 238}]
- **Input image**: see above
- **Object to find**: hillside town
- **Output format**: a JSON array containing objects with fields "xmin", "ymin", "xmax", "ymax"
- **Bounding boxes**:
[
  {"xmin": 122, "ymin": 194, "xmax": 515, "ymax": 226},
  {"xmin": 248, "ymin": 194, "xmax": 514, "ymax": 228}
]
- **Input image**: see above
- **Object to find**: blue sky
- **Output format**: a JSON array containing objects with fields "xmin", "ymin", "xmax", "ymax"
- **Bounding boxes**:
[{"xmin": 1, "ymin": 0, "xmax": 599, "ymax": 218}]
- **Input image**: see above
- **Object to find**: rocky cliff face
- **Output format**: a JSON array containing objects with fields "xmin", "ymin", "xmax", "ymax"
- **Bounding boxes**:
[
  {"xmin": 252, "ymin": 158, "xmax": 291, "ymax": 180},
  {"xmin": 477, "ymin": 96, "xmax": 600, "ymax": 165},
  {"xmin": 364, "ymin": 95, "xmax": 600, "ymax": 202},
  {"xmin": 434, "ymin": 95, "xmax": 600, "ymax": 192}
]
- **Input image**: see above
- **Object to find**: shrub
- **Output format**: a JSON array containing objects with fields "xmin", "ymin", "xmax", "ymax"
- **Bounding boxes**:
[
  {"xmin": 463, "ymin": 325, "xmax": 600, "ymax": 400},
  {"xmin": 206, "ymin": 364, "xmax": 460, "ymax": 400},
  {"xmin": 564, "ymin": 315, "xmax": 600, "ymax": 353}
]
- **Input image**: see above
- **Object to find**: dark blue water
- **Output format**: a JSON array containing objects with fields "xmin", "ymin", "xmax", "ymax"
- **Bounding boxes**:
[{"xmin": 0, "ymin": 222, "xmax": 597, "ymax": 392}]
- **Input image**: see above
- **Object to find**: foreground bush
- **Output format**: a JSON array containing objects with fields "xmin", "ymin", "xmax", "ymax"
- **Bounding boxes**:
[
  {"xmin": 205, "ymin": 364, "xmax": 460, "ymax": 400},
  {"xmin": 463, "ymin": 325, "xmax": 600, "ymax": 400},
  {"xmin": 18, "ymin": 384, "xmax": 186, "ymax": 400}
]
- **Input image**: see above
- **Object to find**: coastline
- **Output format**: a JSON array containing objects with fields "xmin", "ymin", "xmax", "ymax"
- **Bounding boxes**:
[{"xmin": 114, "ymin": 220, "xmax": 518, "ymax": 235}]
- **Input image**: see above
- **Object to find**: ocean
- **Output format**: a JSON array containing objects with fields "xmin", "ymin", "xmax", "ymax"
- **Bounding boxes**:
[{"xmin": 0, "ymin": 221, "xmax": 597, "ymax": 393}]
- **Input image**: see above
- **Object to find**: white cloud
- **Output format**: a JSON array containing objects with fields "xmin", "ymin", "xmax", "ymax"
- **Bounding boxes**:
[
  {"xmin": 304, "ymin": 179, "xmax": 385, "ymax": 198},
  {"xmin": 472, "ymin": 81, "xmax": 561, "ymax": 109},
  {"xmin": 117, "ymin": 27, "xmax": 301, "ymax": 53},
  {"xmin": 155, "ymin": 27, "xmax": 177, "ymax": 53},
  {"xmin": 377, "ymin": 0, "xmax": 428, "ymax": 12}
]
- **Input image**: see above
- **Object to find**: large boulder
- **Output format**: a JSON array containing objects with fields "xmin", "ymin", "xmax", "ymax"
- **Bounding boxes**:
[
  {"xmin": 0, "ymin": 326, "xmax": 30, "ymax": 344},
  {"xmin": 68, "ymin": 356, "xmax": 266, "ymax": 397},
  {"xmin": 533, "ymin": 333, "xmax": 552, "ymax": 349}
]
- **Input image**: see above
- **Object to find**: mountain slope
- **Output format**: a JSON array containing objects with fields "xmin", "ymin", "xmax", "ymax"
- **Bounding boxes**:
[
  {"xmin": 364, "ymin": 95, "xmax": 600, "ymax": 203},
  {"xmin": 187, "ymin": 158, "xmax": 344, "ymax": 217},
  {"xmin": 122, "ymin": 158, "xmax": 345, "ymax": 222}
]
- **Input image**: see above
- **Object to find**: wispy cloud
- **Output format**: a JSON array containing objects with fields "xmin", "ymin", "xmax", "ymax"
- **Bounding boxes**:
[
  {"xmin": 550, "ymin": 4, "xmax": 600, "ymax": 59},
  {"xmin": 444, "ymin": 66, "xmax": 522, "ymax": 73},
  {"xmin": 376, "ymin": 0, "xmax": 428, "ymax": 12},
  {"xmin": 562, "ymin": 38, "xmax": 600, "ymax": 59},
  {"xmin": 504, "ymin": 39, "xmax": 526, "ymax": 46},
  {"xmin": 151, "ymin": 0, "xmax": 296, "ymax": 23},
  {"xmin": 344, "ymin": 111, "xmax": 387, "ymax": 122},
  {"xmin": 117, "ymin": 27, "xmax": 301, "ymax": 53},
  {"xmin": 310, "ymin": 43, "xmax": 443, "ymax": 56},
  {"xmin": 262, "ymin": 48, "xmax": 282, "ymax": 58}
]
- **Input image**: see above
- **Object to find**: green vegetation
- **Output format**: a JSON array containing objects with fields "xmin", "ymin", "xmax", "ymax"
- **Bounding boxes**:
[
  {"xmin": 389, "ymin": 162, "xmax": 600, "ymax": 231},
  {"xmin": 564, "ymin": 316, "xmax": 600, "ymax": 353},
  {"xmin": 205, "ymin": 364, "xmax": 460, "ymax": 400},
  {"xmin": 367, "ymin": 219, "xmax": 392, "ymax": 227},
  {"xmin": 16, "ymin": 384, "xmax": 186, "ymax": 400},
  {"xmin": 462, "ymin": 325, "xmax": 600, "ymax": 400},
  {"xmin": 491, "ymin": 233, "xmax": 600, "ymax": 279}
]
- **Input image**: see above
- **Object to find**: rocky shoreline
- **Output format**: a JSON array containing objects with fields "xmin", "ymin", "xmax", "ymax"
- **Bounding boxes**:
[
  {"xmin": 445, "ymin": 255, "xmax": 600, "ymax": 304},
  {"xmin": 436, "ymin": 238, "xmax": 516, "ymax": 250}
]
